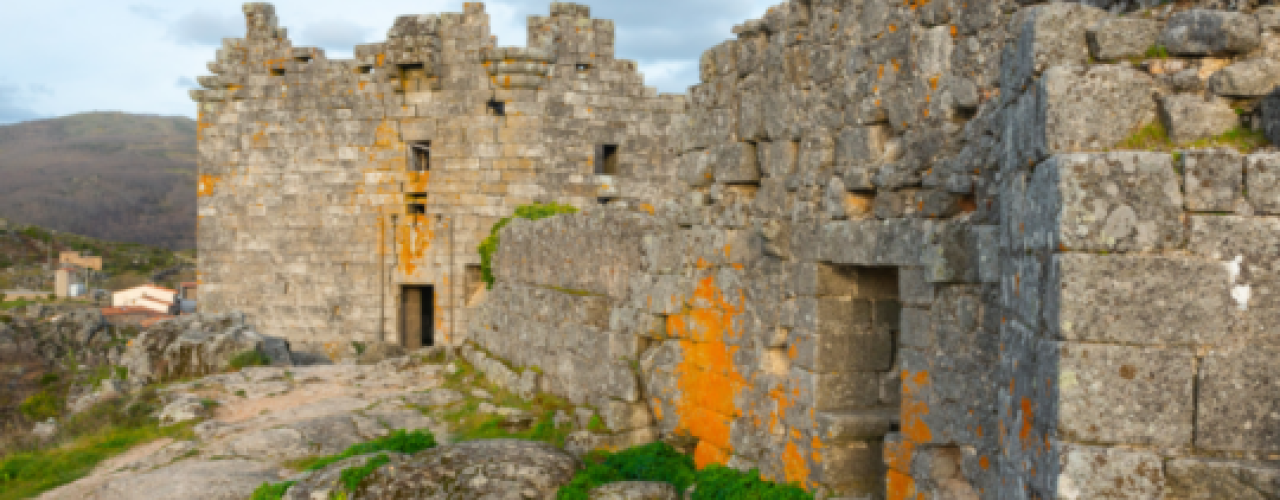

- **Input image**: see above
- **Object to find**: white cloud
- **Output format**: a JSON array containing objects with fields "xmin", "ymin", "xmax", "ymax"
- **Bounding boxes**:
[
  {"xmin": 168, "ymin": 9, "xmax": 242, "ymax": 46},
  {"xmin": 0, "ymin": 0, "xmax": 782, "ymax": 123},
  {"xmin": 128, "ymin": 4, "xmax": 166, "ymax": 21}
]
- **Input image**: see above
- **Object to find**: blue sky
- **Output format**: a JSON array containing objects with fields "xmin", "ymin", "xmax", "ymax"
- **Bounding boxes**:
[{"xmin": 0, "ymin": 0, "xmax": 778, "ymax": 124}]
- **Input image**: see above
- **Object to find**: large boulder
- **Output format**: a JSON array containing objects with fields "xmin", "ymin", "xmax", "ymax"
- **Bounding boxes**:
[
  {"xmin": 284, "ymin": 453, "xmax": 410, "ymax": 500},
  {"xmin": 120, "ymin": 313, "xmax": 293, "ymax": 387},
  {"xmin": 354, "ymin": 439, "xmax": 582, "ymax": 499},
  {"xmin": 48, "ymin": 459, "xmax": 283, "ymax": 500}
]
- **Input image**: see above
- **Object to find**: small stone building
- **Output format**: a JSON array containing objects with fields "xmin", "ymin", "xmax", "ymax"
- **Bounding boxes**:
[{"xmin": 197, "ymin": 1, "xmax": 1280, "ymax": 498}]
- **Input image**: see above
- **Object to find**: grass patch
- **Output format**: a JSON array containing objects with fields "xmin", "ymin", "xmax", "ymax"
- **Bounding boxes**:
[
  {"xmin": 1118, "ymin": 121, "xmax": 1270, "ymax": 154},
  {"xmin": 431, "ymin": 356, "xmax": 576, "ymax": 447},
  {"xmin": 556, "ymin": 442, "xmax": 812, "ymax": 500},
  {"xmin": 0, "ymin": 389, "xmax": 193, "ymax": 500},
  {"xmin": 228, "ymin": 350, "xmax": 271, "ymax": 370},
  {"xmin": 253, "ymin": 429, "xmax": 438, "ymax": 500}
]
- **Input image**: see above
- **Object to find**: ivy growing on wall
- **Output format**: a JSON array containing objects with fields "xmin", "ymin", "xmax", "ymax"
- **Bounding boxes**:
[{"xmin": 478, "ymin": 203, "xmax": 579, "ymax": 289}]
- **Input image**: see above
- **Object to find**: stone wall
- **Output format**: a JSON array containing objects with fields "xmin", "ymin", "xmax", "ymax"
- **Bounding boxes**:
[
  {"xmin": 469, "ymin": 1, "xmax": 1280, "ymax": 499},
  {"xmin": 198, "ymin": 0, "xmax": 1280, "ymax": 498},
  {"xmin": 193, "ymin": 2, "xmax": 682, "ymax": 347}
]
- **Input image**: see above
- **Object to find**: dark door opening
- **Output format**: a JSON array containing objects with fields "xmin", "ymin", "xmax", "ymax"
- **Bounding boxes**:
[
  {"xmin": 401, "ymin": 285, "xmax": 435, "ymax": 348},
  {"xmin": 595, "ymin": 144, "xmax": 619, "ymax": 175}
]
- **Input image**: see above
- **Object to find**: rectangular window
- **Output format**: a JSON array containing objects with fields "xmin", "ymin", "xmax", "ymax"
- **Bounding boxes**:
[
  {"xmin": 487, "ymin": 99, "xmax": 506, "ymax": 116},
  {"xmin": 408, "ymin": 203, "xmax": 426, "ymax": 215},
  {"xmin": 270, "ymin": 68, "xmax": 285, "ymax": 76},
  {"xmin": 576, "ymin": 63, "xmax": 591, "ymax": 72},
  {"xmin": 357, "ymin": 65, "xmax": 373, "ymax": 75},
  {"xmin": 410, "ymin": 141, "xmax": 431, "ymax": 172},
  {"xmin": 594, "ymin": 144, "xmax": 619, "ymax": 175},
  {"xmin": 295, "ymin": 56, "xmax": 312, "ymax": 64}
]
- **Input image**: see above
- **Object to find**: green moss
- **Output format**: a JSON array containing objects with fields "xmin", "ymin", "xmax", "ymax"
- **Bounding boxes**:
[
  {"xmin": 1118, "ymin": 121, "xmax": 1270, "ymax": 154},
  {"xmin": 587, "ymin": 415, "xmax": 608, "ymax": 433},
  {"xmin": 255, "ymin": 429, "xmax": 437, "ymax": 500},
  {"xmin": 1144, "ymin": 44, "xmax": 1169, "ymax": 59},
  {"xmin": 228, "ymin": 349, "xmax": 271, "ymax": 370},
  {"xmin": 478, "ymin": 202, "xmax": 579, "ymax": 289},
  {"xmin": 249, "ymin": 481, "xmax": 296, "ymax": 500}
]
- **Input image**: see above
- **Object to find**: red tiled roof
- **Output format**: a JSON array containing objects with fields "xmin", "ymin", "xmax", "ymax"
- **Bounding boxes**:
[
  {"xmin": 180, "ymin": 282, "xmax": 197, "ymax": 288},
  {"xmin": 100, "ymin": 306, "xmax": 163, "ymax": 316}
]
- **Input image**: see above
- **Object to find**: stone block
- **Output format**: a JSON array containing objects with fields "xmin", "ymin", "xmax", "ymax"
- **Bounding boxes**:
[
  {"xmin": 1166, "ymin": 458, "xmax": 1280, "ymax": 500},
  {"xmin": 1188, "ymin": 216, "xmax": 1280, "ymax": 335},
  {"xmin": 1159, "ymin": 93, "xmax": 1239, "ymax": 144},
  {"xmin": 758, "ymin": 140, "xmax": 797, "ymax": 178},
  {"xmin": 714, "ymin": 142, "xmax": 760, "ymax": 184},
  {"xmin": 790, "ymin": 367, "xmax": 881, "ymax": 412},
  {"xmin": 1182, "ymin": 149, "xmax": 1243, "ymax": 212},
  {"xmin": 1040, "ymin": 65, "xmax": 1158, "ymax": 153},
  {"xmin": 1247, "ymin": 153, "xmax": 1280, "ymax": 215},
  {"xmin": 1047, "ymin": 254, "xmax": 1229, "ymax": 345},
  {"xmin": 1055, "ymin": 444, "xmax": 1165, "ymax": 500},
  {"xmin": 1160, "ymin": 9, "xmax": 1261, "ymax": 56},
  {"xmin": 791, "ymin": 300, "xmax": 892, "ymax": 373},
  {"xmin": 1002, "ymin": 3, "xmax": 1109, "ymax": 91},
  {"xmin": 817, "ymin": 220, "xmax": 879, "ymax": 266},
  {"xmin": 1086, "ymin": 17, "xmax": 1160, "ymax": 61},
  {"xmin": 1026, "ymin": 153, "xmax": 1185, "ymax": 253},
  {"xmin": 835, "ymin": 125, "xmax": 889, "ymax": 166},
  {"xmin": 1209, "ymin": 58, "xmax": 1280, "ymax": 98},
  {"xmin": 1056, "ymin": 343, "xmax": 1195, "ymax": 447},
  {"xmin": 1197, "ymin": 346, "xmax": 1280, "ymax": 452}
]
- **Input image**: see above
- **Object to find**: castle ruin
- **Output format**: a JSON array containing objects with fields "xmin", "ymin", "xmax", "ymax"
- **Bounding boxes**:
[{"xmin": 195, "ymin": 1, "xmax": 1280, "ymax": 498}]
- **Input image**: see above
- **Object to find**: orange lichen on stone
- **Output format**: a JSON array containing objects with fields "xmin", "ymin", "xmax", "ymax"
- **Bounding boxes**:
[
  {"xmin": 782, "ymin": 440, "xmax": 811, "ymax": 487},
  {"xmin": 664, "ymin": 275, "xmax": 749, "ymax": 472},
  {"xmin": 396, "ymin": 216, "xmax": 436, "ymax": 276},
  {"xmin": 406, "ymin": 171, "xmax": 430, "ymax": 193},
  {"xmin": 887, "ymin": 470, "xmax": 919, "ymax": 500},
  {"xmin": 1019, "ymin": 397, "xmax": 1035, "ymax": 448},
  {"xmin": 198, "ymin": 174, "xmax": 224, "ymax": 197}
]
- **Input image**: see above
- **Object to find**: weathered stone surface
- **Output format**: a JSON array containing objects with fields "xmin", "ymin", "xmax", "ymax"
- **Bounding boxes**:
[
  {"xmin": 1183, "ymin": 149, "xmax": 1244, "ymax": 211},
  {"xmin": 58, "ymin": 459, "xmax": 282, "ymax": 500},
  {"xmin": 1002, "ymin": 4, "xmax": 1109, "ymax": 91},
  {"xmin": 1055, "ymin": 343, "xmax": 1195, "ymax": 446},
  {"xmin": 1025, "ymin": 153, "xmax": 1185, "ymax": 253},
  {"xmin": 119, "ymin": 313, "xmax": 293, "ymax": 387},
  {"xmin": 1247, "ymin": 153, "xmax": 1280, "ymax": 215},
  {"xmin": 355, "ymin": 440, "xmax": 581, "ymax": 498},
  {"xmin": 1159, "ymin": 94, "xmax": 1240, "ymax": 143},
  {"xmin": 1047, "ymin": 254, "xmax": 1229, "ymax": 345},
  {"xmin": 285, "ymin": 453, "xmax": 409, "ymax": 500},
  {"xmin": 1160, "ymin": 9, "xmax": 1261, "ymax": 56},
  {"xmin": 158, "ymin": 395, "xmax": 210, "ymax": 426},
  {"xmin": 1087, "ymin": 18, "xmax": 1160, "ymax": 61},
  {"xmin": 1209, "ymin": 58, "xmax": 1280, "ymax": 97},
  {"xmin": 589, "ymin": 481, "xmax": 680, "ymax": 500},
  {"xmin": 1166, "ymin": 458, "xmax": 1280, "ymax": 500},
  {"xmin": 1040, "ymin": 65, "xmax": 1158, "ymax": 153},
  {"xmin": 1188, "ymin": 216, "xmax": 1280, "ymax": 334},
  {"xmin": 1055, "ymin": 444, "xmax": 1165, "ymax": 500},
  {"xmin": 1197, "ymin": 346, "xmax": 1280, "ymax": 452}
]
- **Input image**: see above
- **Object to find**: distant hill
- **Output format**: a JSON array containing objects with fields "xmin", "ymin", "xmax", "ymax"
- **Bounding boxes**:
[
  {"xmin": 0, "ymin": 219, "xmax": 192, "ymax": 292},
  {"xmin": 0, "ymin": 112, "xmax": 196, "ymax": 249}
]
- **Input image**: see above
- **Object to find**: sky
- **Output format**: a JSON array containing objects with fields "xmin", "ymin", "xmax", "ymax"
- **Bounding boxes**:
[{"xmin": 0, "ymin": 0, "xmax": 779, "ymax": 125}]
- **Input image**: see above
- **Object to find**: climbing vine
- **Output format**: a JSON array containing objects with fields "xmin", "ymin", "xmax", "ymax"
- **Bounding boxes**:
[{"xmin": 478, "ymin": 203, "xmax": 578, "ymax": 289}]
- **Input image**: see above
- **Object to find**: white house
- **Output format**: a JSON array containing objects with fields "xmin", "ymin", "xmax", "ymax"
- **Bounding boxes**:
[{"xmin": 112, "ymin": 285, "xmax": 178, "ymax": 314}]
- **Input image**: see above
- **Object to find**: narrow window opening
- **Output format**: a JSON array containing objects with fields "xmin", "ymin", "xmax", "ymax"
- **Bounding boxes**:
[
  {"xmin": 465, "ymin": 264, "xmax": 485, "ymax": 305},
  {"xmin": 410, "ymin": 141, "xmax": 431, "ymax": 172},
  {"xmin": 487, "ymin": 99, "xmax": 506, "ymax": 116},
  {"xmin": 576, "ymin": 63, "xmax": 591, "ymax": 72},
  {"xmin": 594, "ymin": 144, "xmax": 619, "ymax": 175},
  {"xmin": 597, "ymin": 197, "xmax": 614, "ymax": 206},
  {"xmin": 270, "ymin": 68, "xmax": 286, "ymax": 77},
  {"xmin": 357, "ymin": 65, "xmax": 373, "ymax": 75},
  {"xmin": 408, "ymin": 203, "xmax": 426, "ymax": 215},
  {"xmin": 295, "ymin": 56, "xmax": 312, "ymax": 64}
]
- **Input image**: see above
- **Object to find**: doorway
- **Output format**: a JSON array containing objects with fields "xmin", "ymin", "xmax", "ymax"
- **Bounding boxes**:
[{"xmin": 401, "ymin": 285, "xmax": 435, "ymax": 348}]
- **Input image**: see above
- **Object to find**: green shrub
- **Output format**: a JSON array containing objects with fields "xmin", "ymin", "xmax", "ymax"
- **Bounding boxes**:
[
  {"xmin": 692, "ymin": 466, "xmax": 811, "ymax": 500},
  {"xmin": 228, "ymin": 349, "xmax": 271, "ymax": 370},
  {"xmin": 556, "ymin": 442, "xmax": 811, "ymax": 500},
  {"xmin": 248, "ymin": 480, "xmax": 295, "ymax": 500},
  {"xmin": 19, "ymin": 390, "xmax": 62, "ymax": 422},
  {"xmin": 339, "ymin": 453, "xmax": 390, "ymax": 492},
  {"xmin": 478, "ymin": 202, "xmax": 578, "ymax": 289}
]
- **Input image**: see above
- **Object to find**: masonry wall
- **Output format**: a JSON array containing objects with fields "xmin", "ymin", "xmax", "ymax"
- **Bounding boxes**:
[
  {"xmin": 470, "ymin": 1, "xmax": 1280, "ymax": 499},
  {"xmin": 194, "ymin": 2, "xmax": 682, "ymax": 348}
]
